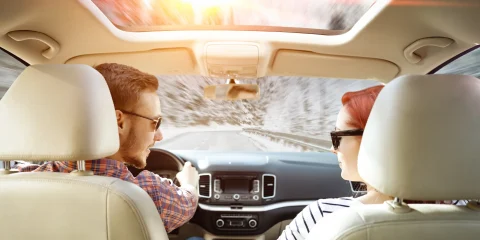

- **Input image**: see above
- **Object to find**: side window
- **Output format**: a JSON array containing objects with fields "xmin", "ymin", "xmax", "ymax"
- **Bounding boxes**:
[
  {"xmin": 433, "ymin": 47, "xmax": 480, "ymax": 77},
  {"xmin": 0, "ymin": 48, "xmax": 27, "ymax": 100},
  {"xmin": 0, "ymin": 49, "xmax": 26, "ymax": 168}
]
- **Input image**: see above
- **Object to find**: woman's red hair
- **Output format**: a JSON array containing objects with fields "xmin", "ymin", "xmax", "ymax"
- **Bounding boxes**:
[{"xmin": 341, "ymin": 85, "xmax": 384, "ymax": 129}]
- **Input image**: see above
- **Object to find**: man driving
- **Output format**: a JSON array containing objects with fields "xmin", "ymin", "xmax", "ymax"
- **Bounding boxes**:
[{"xmin": 18, "ymin": 63, "xmax": 199, "ymax": 233}]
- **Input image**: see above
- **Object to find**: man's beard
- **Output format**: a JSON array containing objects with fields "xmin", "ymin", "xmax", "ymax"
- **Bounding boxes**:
[{"xmin": 120, "ymin": 129, "xmax": 147, "ymax": 169}]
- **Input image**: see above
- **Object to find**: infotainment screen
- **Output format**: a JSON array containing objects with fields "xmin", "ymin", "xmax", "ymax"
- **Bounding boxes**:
[{"xmin": 223, "ymin": 179, "xmax": 250, "ymax": 194}]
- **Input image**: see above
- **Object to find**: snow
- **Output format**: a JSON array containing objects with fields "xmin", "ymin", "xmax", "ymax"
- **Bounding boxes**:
[
  {"xmin": 157, "ymin": 75, "xmax": 380, "ymax": 141},
  {"xmin": 240, "ymin": 131, "xmax": 307, "ymax": 152}
]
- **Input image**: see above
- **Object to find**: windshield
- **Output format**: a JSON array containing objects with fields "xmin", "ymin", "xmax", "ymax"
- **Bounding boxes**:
[
  {"xmin": 155, "ymin": 76, "xmax": 380, "ymax": 152},
  {"xmin": 92, "ymin": 0, "xmax": 376, "ymax": 32}
]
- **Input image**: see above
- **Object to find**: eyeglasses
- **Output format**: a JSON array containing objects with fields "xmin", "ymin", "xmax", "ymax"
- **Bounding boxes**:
[
  {"xmin": 330, "ymin": 129, "xmax": 364, "ymax": 150},
  {"xmin": 118, "ymin": 110, "xmax": 162, "ymax": 131}
]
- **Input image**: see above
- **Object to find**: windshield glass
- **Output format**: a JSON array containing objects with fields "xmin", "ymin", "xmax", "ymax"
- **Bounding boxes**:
[
  {"xmin": 155, "ymin": 76, "xmax": 380, "ymax": 152},
  {"xmin": 92, "ymin": 0, "xmax": 376, "ymax": 32}
]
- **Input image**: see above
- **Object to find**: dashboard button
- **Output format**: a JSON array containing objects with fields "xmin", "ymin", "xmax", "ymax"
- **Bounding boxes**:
[
  {"xmin": 253, "ymin": 195, "xmax": 259, "ymax": 200},
  {"xmin": 248, "ymin": 219, "xmax": 258, "ymax": 228},
  {"xmin": 252, "ymin": 180, "xmax": 260, "ymax": 193},
  {"xmin": 216, "ymin": 219, "xmax": 225, "ymax": 228},
  {"xmin": 233, "ymin": 194, "xmax": 240, "ymax": 200},
  {"xmin": 214, "ymin": 179, "xmax": 222, "ymax": 193},
  {"xmin": 214, "ymin": 194, "xmax": 220, "ymax": 199}
]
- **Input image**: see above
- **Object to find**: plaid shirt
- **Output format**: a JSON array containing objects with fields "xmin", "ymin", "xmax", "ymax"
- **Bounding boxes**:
[{"xmin": 18, "ymin": 159, "xmax": 198, "ymax": 233}]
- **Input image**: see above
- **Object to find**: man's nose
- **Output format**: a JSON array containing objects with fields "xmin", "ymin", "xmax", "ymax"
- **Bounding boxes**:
[{"xmin": 154, "ymin": 129, "xmax": 163, "ymax": 142}]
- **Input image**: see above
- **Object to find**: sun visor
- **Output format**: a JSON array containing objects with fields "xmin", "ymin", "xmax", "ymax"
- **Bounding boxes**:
[
  {"xmin": 271, "ymin": 50, "xmax": 399, "ymax": 81},
  {"xmin": 66, "ymin": 48, "xmax": 195, "ymax": 75}
]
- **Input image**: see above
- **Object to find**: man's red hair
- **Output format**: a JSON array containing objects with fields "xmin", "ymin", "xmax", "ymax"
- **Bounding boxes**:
[{"xmin": 94, "ymin": 63, "xmax": 158, "ymax": 110}]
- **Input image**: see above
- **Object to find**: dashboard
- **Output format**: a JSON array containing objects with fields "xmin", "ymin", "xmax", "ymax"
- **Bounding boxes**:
[{"xmin": 138, "ymin": 149, "xmax": 355, "ymax": 237}]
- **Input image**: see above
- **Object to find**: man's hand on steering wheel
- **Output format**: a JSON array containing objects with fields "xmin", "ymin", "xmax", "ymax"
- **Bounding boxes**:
[{"xmin": 175, "ymin": 162, "xmax": 199, "ymax": 188}]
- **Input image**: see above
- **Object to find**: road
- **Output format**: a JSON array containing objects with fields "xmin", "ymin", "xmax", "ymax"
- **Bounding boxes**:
[{"xmin": 155, "ymin": 131, "xmax": 262, "ymax": 151}]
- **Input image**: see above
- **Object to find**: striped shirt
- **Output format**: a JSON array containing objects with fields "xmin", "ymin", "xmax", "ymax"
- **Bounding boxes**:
[
  {"xmin": 278, "ymin": 197, "xmax": 358, "ymax": 240},
  {"xmin": 278, "ymin": 197, "xmax": 468, "ymax": 240},
  {"xmin": 17, "ymin": 159, "xmax": 198, "ymax": 233}
]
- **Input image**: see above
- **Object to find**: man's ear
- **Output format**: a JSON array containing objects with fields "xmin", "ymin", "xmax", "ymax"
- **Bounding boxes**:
[{"xmin": 115, "ymin": 110, "xmax": 126, "ymax": 133}]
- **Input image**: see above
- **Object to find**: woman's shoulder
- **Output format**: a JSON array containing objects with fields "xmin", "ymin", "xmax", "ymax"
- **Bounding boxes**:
[
  {"xmin": 320, "ymin": 197, "xmax": 356, "ymax": 202},
  {"xmin": 316, "ymin": 197, "xmax": 358, "ymax": 209},
  {"xmin": 277, "ymin": 196, "xmax": 359, "ymax": 240},
  {"xmin": 303, "ymin": 197, "xmax": 358, "ymax": 216}
]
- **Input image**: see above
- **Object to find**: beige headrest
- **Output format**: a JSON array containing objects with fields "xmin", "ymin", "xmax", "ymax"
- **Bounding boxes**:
[
  {"xmin": 358, "ymin": 74, "xmax": 480, "ymax": 200},
  {"xmin": 0, "ymin": 64, "xmax": 119, "ymax": 161}
]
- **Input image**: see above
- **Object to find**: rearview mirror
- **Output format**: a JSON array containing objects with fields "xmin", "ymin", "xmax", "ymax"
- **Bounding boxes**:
[{"xmin": 204, "ymin": 84, "xmax": 260, "ymax": 100}]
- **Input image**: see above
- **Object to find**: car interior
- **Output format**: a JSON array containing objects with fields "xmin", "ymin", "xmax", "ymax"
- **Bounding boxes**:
[{"xmin": 1, "ymin": 0, "xmax": 480, "ymax": 239}]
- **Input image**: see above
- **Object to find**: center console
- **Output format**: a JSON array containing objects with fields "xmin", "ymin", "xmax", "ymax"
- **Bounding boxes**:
[
  {"xmin": 199, "ymin": 172, "xmax": 276, "ymax": 205},
  {"xmin": 198, "ymin": 172, "xmax": 276, "ymax": 232},
  {"xmin": 213, "ymin": 174, "xmax": 262, "ymax": 204},
  {"xmin": 214, "ymin": 213, "xmax": 259, "ymax": 230}
]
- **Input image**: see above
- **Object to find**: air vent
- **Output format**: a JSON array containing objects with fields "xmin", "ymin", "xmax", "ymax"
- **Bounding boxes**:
[
  {"xmin": 199, "ymin": 174, "xmax": 211, "ymax": 198},
  {"xmin": 350, "ymin": 181, "xmax": 367, "ymax": 194},
  {"xmin": 262, "ymin": 174, "xmax": 276, "ymax": 199}
]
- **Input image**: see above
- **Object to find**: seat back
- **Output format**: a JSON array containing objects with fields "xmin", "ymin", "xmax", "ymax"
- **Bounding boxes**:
[
  {"xmin": 0, "ymin": 173, "xmax": 169, "ymax": 240},
  {"xmin": 308, "ymin": 204, "xmax": 480, "ymax": 240},
  {"xmin": 0, "ymin": 64, "xmax": 168, "ymax": 240},
  {"xmin": 307, "ymin": 74, "xmax": 480, "ymax": 240}
]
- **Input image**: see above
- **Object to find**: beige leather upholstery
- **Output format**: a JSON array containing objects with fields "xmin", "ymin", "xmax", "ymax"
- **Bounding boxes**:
[
  {"xmin": 307, "ymin": 204, "xmax": 480, "ymax": 240},
  {"xmin": 0, "ymin": 64, "xmax": 168, "ymax": 239},
  {"xmin": 0, "ymin": 173, "xmax": 169, "ymax": 240},
  {"xmin": 306, "ymin": 74, "xmax": 480, "ymax": 240},
  {"xmin": 359, "ymin": 74, "xmax": 480, "ymax": 200},
  {"xmin": 0, "ymin": 64, "xmax": 119, "ymax": 161}
]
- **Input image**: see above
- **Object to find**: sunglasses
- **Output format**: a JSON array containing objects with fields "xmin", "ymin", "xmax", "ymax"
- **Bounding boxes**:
[
  {"xmin": 119, "ymin": 110, "xmax": 162, "ymax": 131},
  {"xmin": 330, "ymin": 129, "xmax": 364, "ymax": 150}
]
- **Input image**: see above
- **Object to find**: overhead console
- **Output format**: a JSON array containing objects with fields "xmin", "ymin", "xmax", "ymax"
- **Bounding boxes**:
[{"xmin": 198, "ymin": 42, "xmax": 272, "ymax": 78}]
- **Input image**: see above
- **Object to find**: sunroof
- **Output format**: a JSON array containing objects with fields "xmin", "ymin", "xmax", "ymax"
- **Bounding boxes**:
[{"xmin": 92, "ymin": 0, "xmax": 375, "ymax": 33}]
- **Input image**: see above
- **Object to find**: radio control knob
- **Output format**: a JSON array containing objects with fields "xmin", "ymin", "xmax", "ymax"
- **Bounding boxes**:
[
  {"xmin": 233, "ymin": 194, "xmax": 240, "ymax": 200},
  {"xmin": 253, "ymin": 195, "xmax": 259, "ymax": 200},
  {"xmin": 248, "ymin": 219, "xmax": 258, "ymax": 228},
  {"xmin": 214, "ymin": 194, "xmax": 220, "ymax": 199},
  {"xmin": 216, "ymin": 219, "xmax": 225, "ymax": 228}
]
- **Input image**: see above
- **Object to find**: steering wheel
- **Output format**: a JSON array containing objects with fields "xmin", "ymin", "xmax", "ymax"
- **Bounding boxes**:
[
  {"xmin": 127, "ymin": 148, "xmax": 185, "ymax": 185},
  {"xmin": 158, "ymin": 149, "xmax": 185, "ymax": 185}
]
